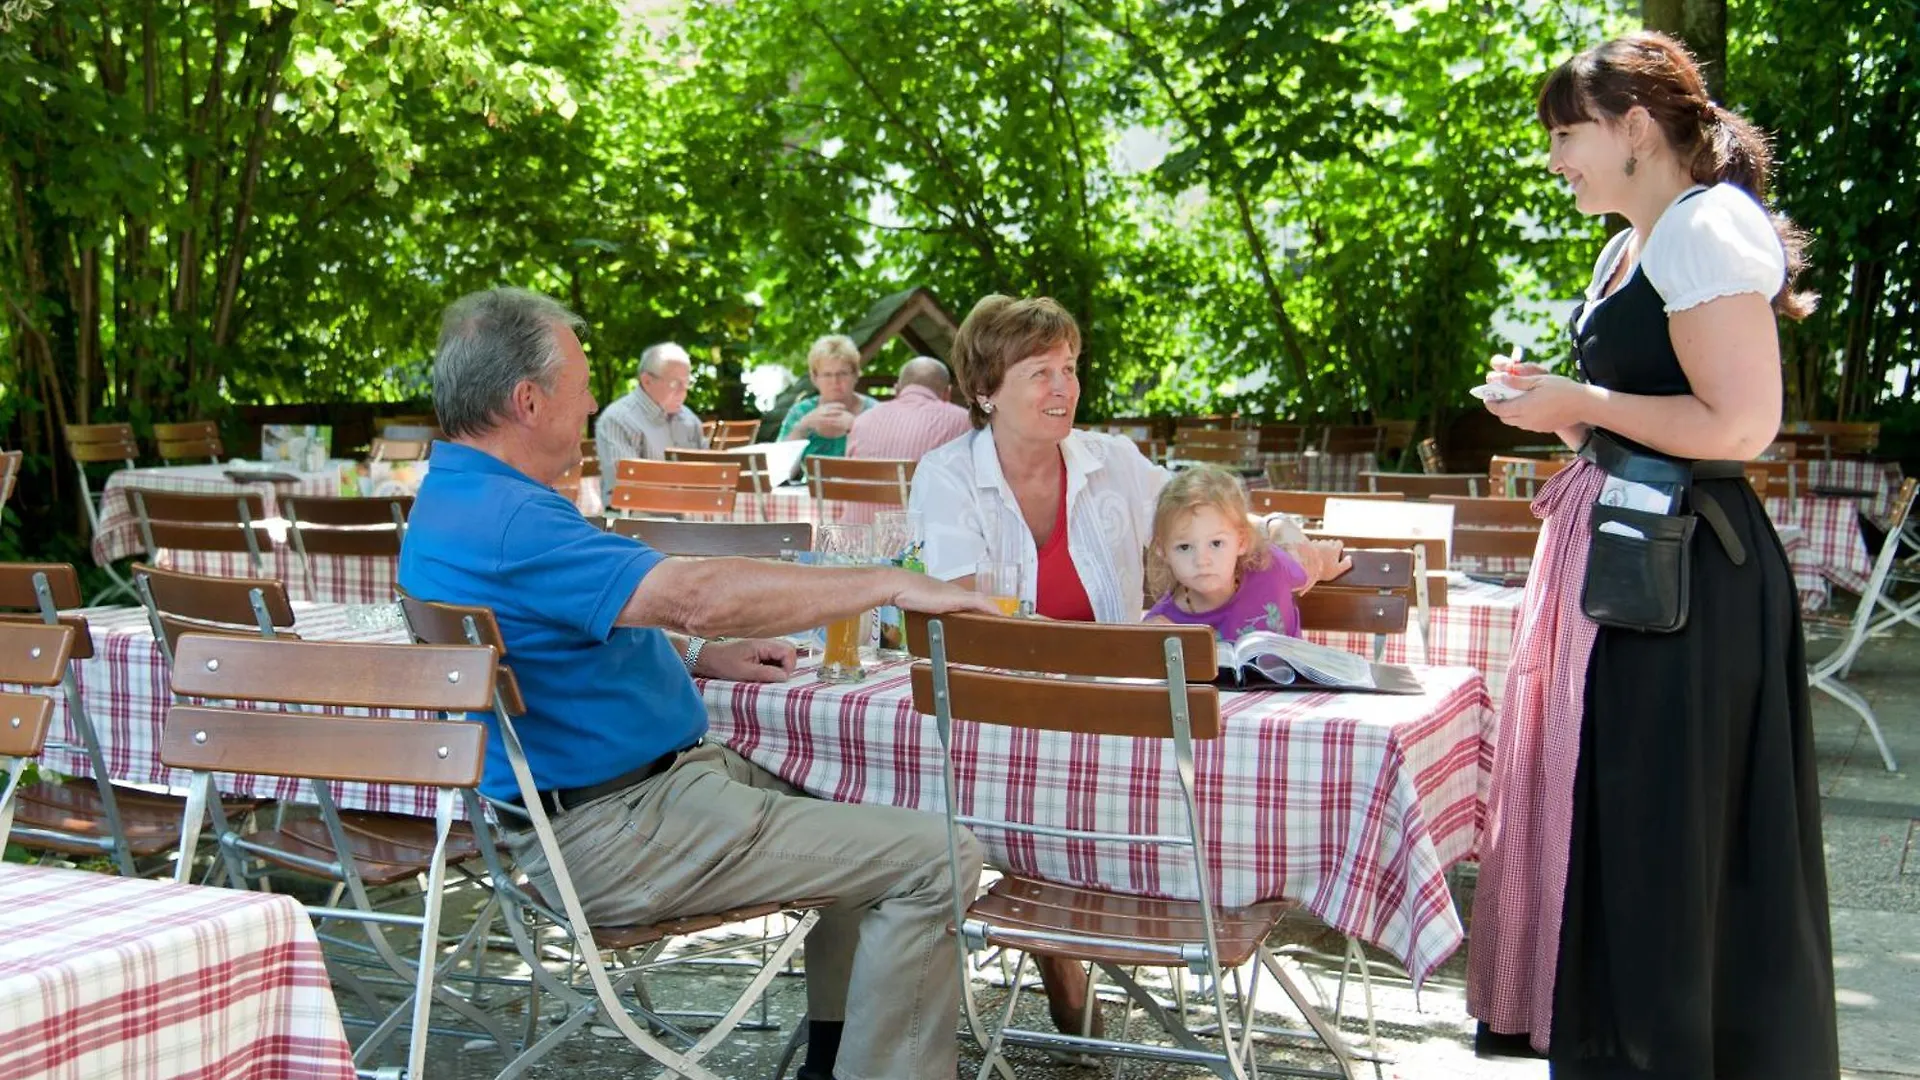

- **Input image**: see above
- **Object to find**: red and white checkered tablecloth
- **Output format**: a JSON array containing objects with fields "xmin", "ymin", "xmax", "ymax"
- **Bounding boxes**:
[
  {"xmin": 35, "ymin": 603, "xmax": 451, "ymax": 819},
  {"xmin": 0, "ymin": 863, "xmax": 355, "ymax": 1080},
  {"xmin": 90, "ymin": 463, "xmax": 395, "ymax": 605},
  {"xmin": 1765, "ymin": 492, "xmax": 1870, "ymax": 602},
  {"xmin": 1804, "ymin": 459, "xmax": 1905, "ymax": 522},
  {"xmin": 1306, "ymin": 574, "xmax": 1522, "ymax": 708},
  {"xmin": 702, "ymin": 662, "xmax": 1493, "ymax": 988},
  {"xmin": 1263, "ymin": 452, "xmax": 1376, "ymax": 492}
]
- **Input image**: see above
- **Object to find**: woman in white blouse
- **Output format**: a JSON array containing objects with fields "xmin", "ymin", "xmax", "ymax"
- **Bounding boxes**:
[
  {"xmin": 909, "ymin": 293, "xmax": 1347, "ymax": 1034},
  {"xmin": 1466, "ymin": 32, "xmax": 1839, "ymax": 1078}
]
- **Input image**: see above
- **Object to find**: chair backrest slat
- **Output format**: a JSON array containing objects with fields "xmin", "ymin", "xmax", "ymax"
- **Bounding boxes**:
[
  {"xmin": 169, "ymin": 635, "xmax": 497, "ymax": 710},
  {"xmin": 153, "ymin": 421, "xmax": 223, "ymax": 463},
  {"xmin": 284, "ymin": 495, "xmax": 410, "ymax": 558},
  {"xmin": 395, "ymin": 595, "xmax": 528, "ymax": 717},
  {"xmin": 1363, "ymin": 472, "xmax": 1482, "ymax": 499},
  {"xmin": 1257, "ymin": 424, "xmax": 1307, "ymax": 454},
  {"xmin": 616, "ymin": 459, "xmax": 740, "ymax": 487},
  {"xmin": 1327, "ymin": 549, "xmax": 1414, "ymax": 590},
  {"xmin": 1489, "ymin": 455, "xmax": 1571, "ymax": 497},
  {"xmin": 65, "ymin": 422, "xmax": 138, "ymax": 456},
  {"xmin": 1250, "ymin": 489, "xmax": 1402, "ymax": 521},
  {"xmin": 809, "ymin": 457, "xmax": 914, "ymax": 507},
  {"xmin": 665, "ymin": 448, "xmax": 776, "ymax": 494},
  {"xmin": 607, "ymin": 486, "xmax": 736, "ymax": 516},
  {"xmin": 1296, "ymin": 590, "xmax": 1411, "ymax": 635},
  {"xmin": 161, "ymin": 705, "xmax": 485, "ymax": 788},
  {"xmin": 1454, "ymin": 527, "xmax": 1540, "ymax": 560},
  {"xmin": 609, "ymin": 518, "xmax": 812, "ymax": 557},
  {"xmin": 370, "ymin": 437, "xmax": 430, "ymax": 462},
  {"xmin": 0, "ymin": 563, "xmax": 84, "ymax": 610},
  {"xmin": 144, "ymin": 522, "xmax": 273, "ymax": 554},
  {"xmin": 1309, "ymin": 532, "xmax": 1446, "ymax": 580},
  {"xmin": 0, "ymin": 690, "xmax": 53, "ymax": 758},
  {"xmin": 905, "ymin": 610, "xmax": 1215, "ymax": 681},
  {"xmin": 0, "ymin": 622, "xmax": 77, "ymax": 686},
  {"xmin": 907, "ymin": 664, "xmax": 1220, "ymax": 739},
  {"xmin": 707, "ymin": 419, "xmax": 760, "ymax": 450},
  {"xmin": 135, "ymin": 563, "xmax": 296, "ymax": 628}
]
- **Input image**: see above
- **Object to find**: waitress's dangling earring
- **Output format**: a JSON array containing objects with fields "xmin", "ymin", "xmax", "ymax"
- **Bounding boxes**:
[{"xmin": 1624, "ymin": 155, "xmax": 1637, "ymax": 177}]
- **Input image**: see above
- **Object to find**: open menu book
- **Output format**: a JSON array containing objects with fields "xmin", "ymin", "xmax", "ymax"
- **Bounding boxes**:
[{"xmin": 1214, "ymin": 631, "xmax": 1423, "ymax": 694}]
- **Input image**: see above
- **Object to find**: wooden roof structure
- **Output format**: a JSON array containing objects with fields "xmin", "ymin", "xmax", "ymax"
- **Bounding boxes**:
[{"xmin": 845, "ymin": 287, "xmax": 958, "ymax": 364}]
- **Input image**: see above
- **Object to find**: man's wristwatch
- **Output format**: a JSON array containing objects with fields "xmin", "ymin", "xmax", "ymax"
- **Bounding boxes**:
[{"xmin": 681, "ymin": 635, "xmax": 707, "ymax": 674}]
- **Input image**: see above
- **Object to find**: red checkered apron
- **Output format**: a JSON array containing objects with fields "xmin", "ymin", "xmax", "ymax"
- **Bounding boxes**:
[{"xmin": 1465, "ymin": 457, "xmax": 1606, "ymax": 1051}]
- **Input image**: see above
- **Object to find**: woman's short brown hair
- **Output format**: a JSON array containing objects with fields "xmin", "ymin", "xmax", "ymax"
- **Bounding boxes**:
[{"xmin": 950, "ymin": 294, "xmax": 1082, "ymax": 429}]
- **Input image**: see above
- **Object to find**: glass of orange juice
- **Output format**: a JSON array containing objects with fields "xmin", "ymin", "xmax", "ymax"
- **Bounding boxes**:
[
  {"xmin": 818, "ymin": 524, "xmax": 875, "ymax": 683},
  {"xmin": 974, "ymin": 560, "xmax": 1025, "ymax": 617}
]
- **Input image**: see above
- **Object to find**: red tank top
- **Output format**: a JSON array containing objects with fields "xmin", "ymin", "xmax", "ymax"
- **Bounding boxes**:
[{"xmin": 1035, "ymin": 467, "xmax": 1095, "ymax": 622}]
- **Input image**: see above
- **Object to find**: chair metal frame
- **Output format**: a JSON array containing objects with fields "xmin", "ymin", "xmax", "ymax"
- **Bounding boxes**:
[
  {"xmin": 909, "ymin": 611, "xmax": 1355, "ymax": 1080},
  {"xmin": 64, "ymin": 422, "xmax": 142, "ymax": 604},
  {"xmin": 397, "ymin": 595, "xmax": 825, "ymax": 1080},
  {"xmin": 1808, "ymin": 478, "xmax": 1918, "ymax": 772},
  {"xmin": 163, "ymin": 634, "xmax": 498, "ymax": 1080}
]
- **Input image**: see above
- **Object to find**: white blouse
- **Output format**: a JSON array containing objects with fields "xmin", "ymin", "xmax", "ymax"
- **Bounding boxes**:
[
  {"xmin": 1586, "ymin": 183, "xmax": 1786, "ymax": 316},
  {"xmin": 909, "ymin": 426, "xmax": 1169, "ymax": 623}
]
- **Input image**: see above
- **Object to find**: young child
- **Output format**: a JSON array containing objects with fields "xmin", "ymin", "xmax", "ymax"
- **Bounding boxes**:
[{"xmin": 1144, "ymin": 465, "xmax": 1313, "ymax": 641}]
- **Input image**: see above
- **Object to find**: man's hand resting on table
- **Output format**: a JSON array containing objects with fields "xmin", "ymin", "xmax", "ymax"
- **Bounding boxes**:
[
  {"xmin": 694, "ymin": 638, "xmax": 797, "ymax": 682},
  {"xmin": 890, "ymin": 574, "xmax": 1004, "ymax": 617}
]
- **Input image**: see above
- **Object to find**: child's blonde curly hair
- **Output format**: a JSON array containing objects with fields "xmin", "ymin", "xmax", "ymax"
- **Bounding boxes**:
[{"xmin": 1145, "ymin": 465, "xmax": 1273, "ymax": 599}]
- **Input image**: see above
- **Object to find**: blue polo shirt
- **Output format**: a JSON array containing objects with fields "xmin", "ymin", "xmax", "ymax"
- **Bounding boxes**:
[{"xmin": 397, "ymin": 441, "xmax": 706, "ymax": 801}]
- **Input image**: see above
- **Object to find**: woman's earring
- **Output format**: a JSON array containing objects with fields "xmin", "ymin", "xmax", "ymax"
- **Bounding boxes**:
[
  {"xmin": 1624, "ymin": 155, "xmax": 1637, "ymax": 177},
  {"xmin": 981, "ymin": 400, "xmax": 996, "ymax": 415}
]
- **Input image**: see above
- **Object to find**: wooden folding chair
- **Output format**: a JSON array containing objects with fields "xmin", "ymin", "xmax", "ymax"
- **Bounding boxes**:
[
  {"xmin": 162, "ymin": 635, "xmax": 498, "ymax": 1079},
  {"xmin": 0, "ymin": 562, "xmax": 249, "ymax": 876},
  {"xmin": 1251, "ymin": 489, "xmax": 1402, "ymax": 524},
  {"xmin": 1173, "ymin": 427, "xmax": 1261, "ymax": 469},
  {"xmin": 1257, "ymin": 424, "xmax": 1308, "ymax": 454},
  {"xmin": 397, "ymin": 595, "xmax": 827, "ymax": 1080},
  {"xmin": 1808, "ymin": 478, "xmax": 1918, "ymax": 772},
  {"xmin": 1745, "ymin": 458, "xmax": 1810, "ymax": 502},
  {"xmin": 1778, "ymin": 420, "xmax": 1879, "ymax": 458},
  {"xmin": 706, "ymin": 419, "xmax": 761, "ymax": 450},
  {"xmin": 153, "ymin": 420, "xmax": 224, "ymax": 463},
  {"xmin": 0, "ymin": 622, "xmax": 74, "ymax": 854},
  {"xmin": 1298, "ymin": 548, "xmax": 1425, "ymax": 662},
  {"xmin": 370, "ymin": 437, "xmax": 430, "ymax": 462},
  {"xmin": 1319, "ymin": 425, "xmax": 1385, "ymax": 457},
  {"xmin": 609, "ymin": 518, "xmax": 812, "ymax": 557},
  {"xmin": 608, "ymin": 459, "xmax": 740, "ymax": 518},
  {"xmin": 282, "ymin": 494, "xmax": 412, "ymax": 601},
  {"xmin": 1363, "ymin": 471, "xmax": 1483, "ymax": 499},
  {"xmin": 1430, "ymin": 495, "xmax": 1543, "ymax": 570},
  {"xmin": 554, "ymin": 456, "xmax": 600, "ymax": 506},
  {"xmin": 1863, "ymin": 479, "xmax": 1920, "ymax": 639},
  {"xmin": 0, "ymin": 449, "xmax": 19, "ymax": 510},
  {"xmin": 1489, "ymin": 455, "xmax": 1570, "ymax": 498},
  {"xmin": 64, "ymin": 422, "xmax": 141, "ymax": 603},
  {"xmin": 1378, "ymin": 419, "xmax": 1417, "ymax": 465},
  {"xmin": 808, "ymin": 456, "xmax": 914, "ymax": 510},
  {"xmin": 1416, "ymin": 437, "xmax": 1444, "ymax": 474},
  {"xmin": 129, "ymin": 488, "xmax": 273, "ymax": 575},
  {"xmin": 906, "ymin": 611, "xmax": 1356, "ymax": 1080},
  {"xmin": 668, "ymin": 446, "xmax": 780, "ymax": 514},
  {"xmin": 133, "ymin": 561, "xmax": 298, "ymax": 661}
]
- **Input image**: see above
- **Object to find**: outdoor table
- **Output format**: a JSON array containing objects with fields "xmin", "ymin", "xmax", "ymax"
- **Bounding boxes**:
[
  {"xmin": 701, "ymin": 659, "xmax": 1492, "ymax": 987},
  {"xmin": 1262, "ymin": 450, "xmax": 1376, "ymax": 491},
  {"xmin": 1307, "ymin": 573, "xmax": 1523, "ymax": 707},
  {"xmin": 0, "ymin": 863, "xmax": 355, "ymax": 1080},
  {"xmin": 1765, "ymin": 492, "xmax": 1871, "ymax": 607}
]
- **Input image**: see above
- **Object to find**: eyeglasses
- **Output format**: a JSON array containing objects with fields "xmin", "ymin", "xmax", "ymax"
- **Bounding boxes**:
[
  {"xmin": 814, "ymin": 369, "xmax": 857, "ymax": 382},
  {"xmin": 643, "ymin": 374, "xmax": 690, "ymax": 391}
]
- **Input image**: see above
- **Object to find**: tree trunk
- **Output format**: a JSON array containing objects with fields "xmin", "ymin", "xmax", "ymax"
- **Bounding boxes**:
[{"xmin": 1644, "ymin": 0, "xmax": 1727, "ymax": 100}]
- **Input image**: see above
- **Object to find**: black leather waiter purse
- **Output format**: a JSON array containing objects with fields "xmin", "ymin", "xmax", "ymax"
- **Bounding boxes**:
[{"xmin": 1582, "ymin": 502, "xmax": 1696, "ymax": 633}]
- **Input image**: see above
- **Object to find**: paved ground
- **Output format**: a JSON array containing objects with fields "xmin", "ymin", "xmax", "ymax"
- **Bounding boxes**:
[{"xmin": 336, "ymin": 622, "xmax": 1920, "ymax": 1079}]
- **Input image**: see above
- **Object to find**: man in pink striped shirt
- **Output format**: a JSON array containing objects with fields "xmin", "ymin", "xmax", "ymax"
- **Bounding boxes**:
[{"xmin": 845, "ymin": 356, "xmax": 972, "ymax": 462}]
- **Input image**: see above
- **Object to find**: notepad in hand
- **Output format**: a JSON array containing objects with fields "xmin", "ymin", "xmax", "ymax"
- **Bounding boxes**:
[{"xmin": 1213, "ymin": 631, "xmax": 1422, "ymax": 694}]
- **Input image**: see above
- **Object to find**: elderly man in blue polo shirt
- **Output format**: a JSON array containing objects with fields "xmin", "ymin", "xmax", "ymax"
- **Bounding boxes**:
[{"xmin": 399, "ymin": 288, "xmax": 992, "ymax": 1080}]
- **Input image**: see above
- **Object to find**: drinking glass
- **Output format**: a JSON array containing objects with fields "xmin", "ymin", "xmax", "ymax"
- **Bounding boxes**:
[
  {"xmin": 872, "ymin": 511, "xmax": 921, "ymax": 659},
  {"xmin": 817, "ymin": 523, "xmax": 875, "ymax": 683},
  {"xmin": 974, "ymin": 560, "xmax": 1025, "ymax": 617}
]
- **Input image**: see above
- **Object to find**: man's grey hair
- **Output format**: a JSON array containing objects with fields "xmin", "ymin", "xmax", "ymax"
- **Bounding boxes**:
[
  {"xmin": 895, "ymin": 356, "xmax": 951, "ymax": 393},
  {"xmin": 638, "ymin": 342, "xmax": 691, "ymax": 378},
  {"xmin": 433, "ymin": 288, "xmax": 585, "ymax": 438}
]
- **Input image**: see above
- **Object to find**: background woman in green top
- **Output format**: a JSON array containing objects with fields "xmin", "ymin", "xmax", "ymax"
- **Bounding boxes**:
[{"xmin": 779, "ymin": 333, "xmax": 879, "ymax": 457}]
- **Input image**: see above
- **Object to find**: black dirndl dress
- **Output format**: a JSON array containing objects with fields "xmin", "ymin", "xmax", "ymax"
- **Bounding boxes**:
[{"xmin": 1550, "ymin": 249, "xmax": 1840, "ymax": 1078}]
